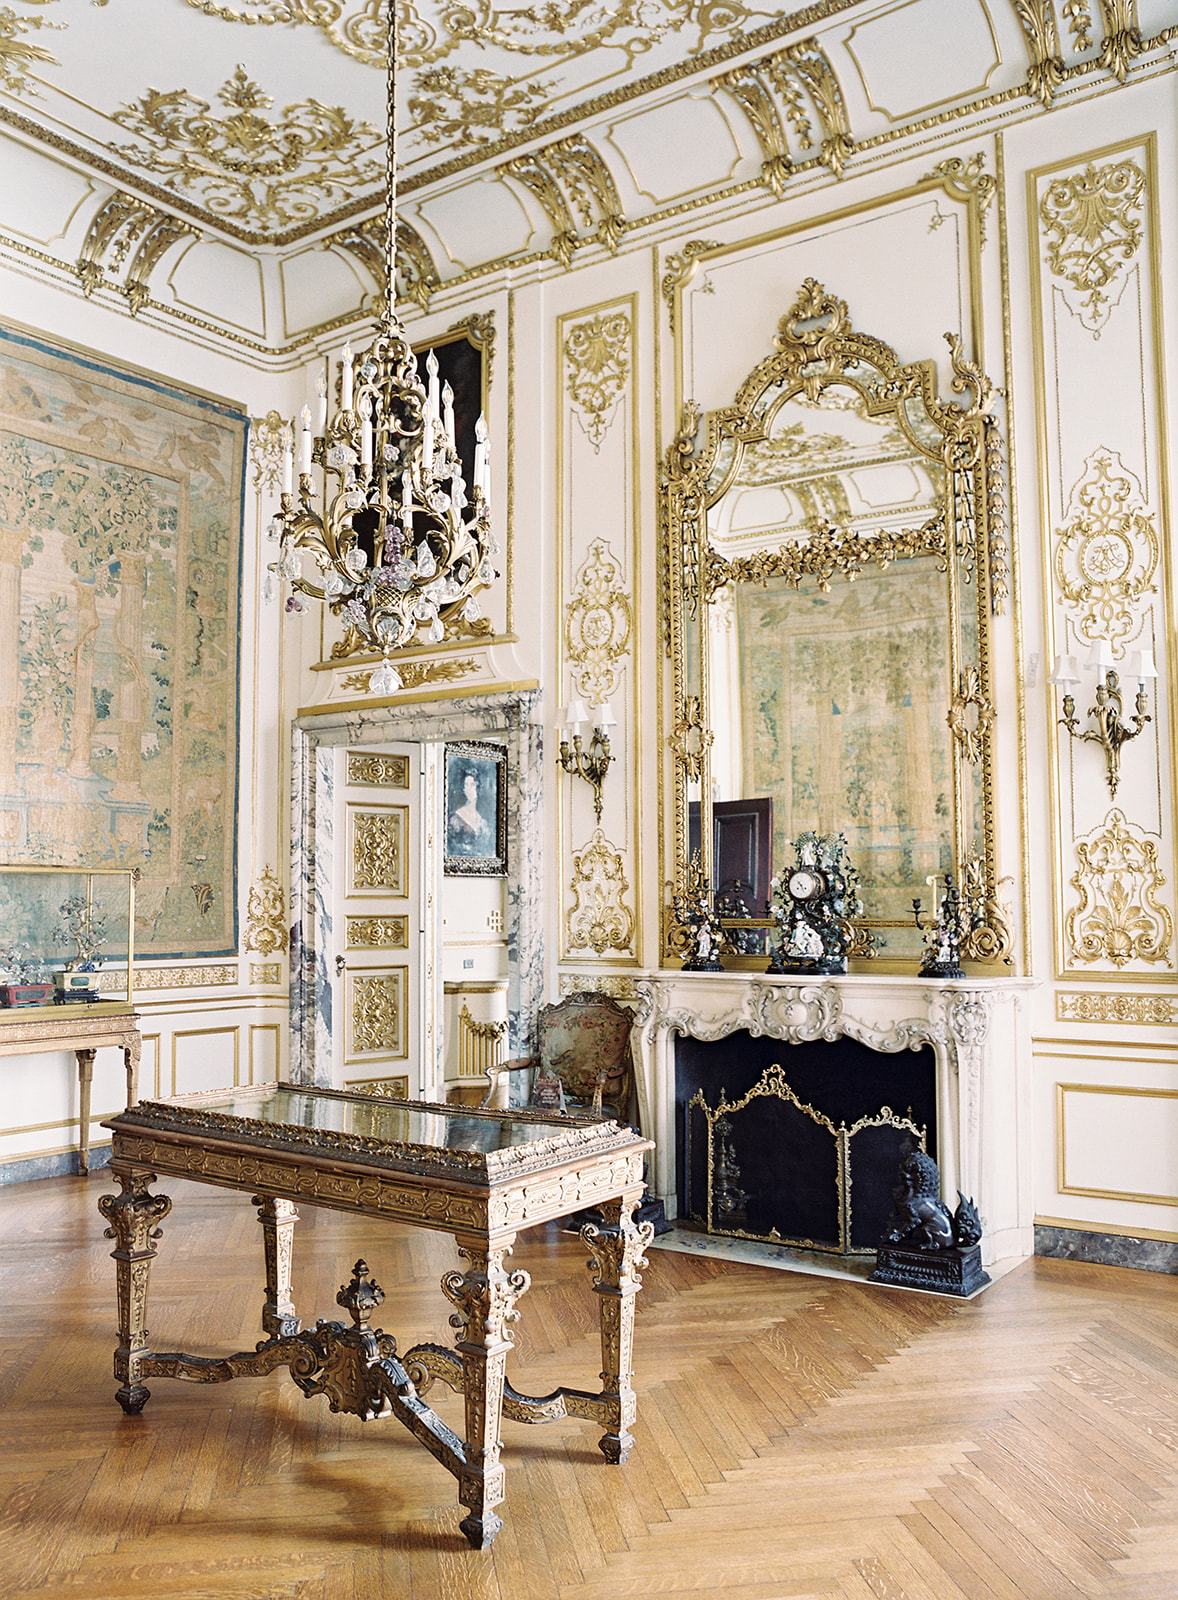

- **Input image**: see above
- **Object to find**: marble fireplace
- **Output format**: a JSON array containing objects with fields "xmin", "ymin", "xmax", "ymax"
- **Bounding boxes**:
[{"xmin": 632, "ymin": 973, "xmax": 1036, "ymax": 1267}]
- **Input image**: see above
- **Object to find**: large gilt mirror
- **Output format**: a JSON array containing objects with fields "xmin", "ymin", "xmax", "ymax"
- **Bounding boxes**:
[{"xmin": 662, "ymin": 279, "xmax": 1012, "ymax": 968}]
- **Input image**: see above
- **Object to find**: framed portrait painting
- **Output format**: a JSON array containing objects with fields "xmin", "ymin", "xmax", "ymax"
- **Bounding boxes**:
[{"xmin": 444, "ymin": 741, "xmax": 506, "ymax": 876}]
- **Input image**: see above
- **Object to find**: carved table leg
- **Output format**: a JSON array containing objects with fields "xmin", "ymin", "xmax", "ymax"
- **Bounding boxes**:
[
  {"xmin": 583, "ymin": 1194, "xmax": 654, "ymax": 1465},
  {"xmin": 97, "ymin": 1165, "xmax": 172, "ymax": 1414},
  {"xmin": 443, "ymin": 1237, "xmax": 529, "ymax": 1550},
  {"xmin": 123, "ymin": 1033, "xmax": 140, "ymax": 1109},
  {"xmin": 75, "ymin": 1048, "xmax": 96, "ymax": 1175},
  {"xmin": 253, "ymin": 1195, "xmax": 301, "ymax": 1340}
]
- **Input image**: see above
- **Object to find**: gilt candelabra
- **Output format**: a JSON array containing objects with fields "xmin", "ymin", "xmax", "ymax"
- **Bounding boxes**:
[
  {"xmin": 557, "ymin": 697, "xmax": 614, "ymax": 820},
  {"xmin": 1049, "ymin": 641, "xmax": 1157, "ymax": 799}
]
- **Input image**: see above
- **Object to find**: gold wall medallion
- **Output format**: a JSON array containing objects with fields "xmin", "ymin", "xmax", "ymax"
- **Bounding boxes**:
[
  {"xmin": 1039, "ymin": 156, "xmax": 1146, "ymax": 333},
  {"xmin": 244, "ymin": 865, "xmax": 288, "ymax": 955},
  {"xmin": 566, "ymin": 831, "xmax": 636, "ymax": 956},
  {"xmin": 1066, "ymin": 809, "xmax": 1174, "ymax": 968},
  {"xmin": 347, "ymin": 752, "xmax": 410, "ymax": 788},
  {"xmin": 346, "ymin": 914, "xmax": 409, "ymax": 949},
  {"xmin": 1052, "ymin": 447, "xmax": 1158, "ymax": 655},
  {"xmin": 1056, "ymin": 990, "xmax": 1177, "ymax": 1024},
  {"xmin": 565, "ymin": 539, "xmax": 633, "ymax": 707},
  {"xmin": 562, "ymin": 309, "xmax": 632, "ymax": 449}
]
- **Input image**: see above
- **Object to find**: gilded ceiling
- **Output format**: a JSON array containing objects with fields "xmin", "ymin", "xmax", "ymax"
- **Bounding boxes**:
[{"xmin": 0, "ymin": 0, "xmax": 1171, "ymax": 349}]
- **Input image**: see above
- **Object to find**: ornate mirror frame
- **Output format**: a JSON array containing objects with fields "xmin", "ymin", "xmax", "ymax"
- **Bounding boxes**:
[{"xmin": 660, "ymin": 279, "xmax": 1012, "ymax": 968}]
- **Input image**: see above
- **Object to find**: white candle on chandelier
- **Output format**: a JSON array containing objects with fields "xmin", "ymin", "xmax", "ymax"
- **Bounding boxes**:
[
  {"xmin": 473, "ymin": 413, "xmax": 488, "ymax": 495},
  {"xmin": 298, "ymin": 406, "xmax": 313, "ymax": 475},
  {"xmin": 315, "ymin": 372, "xmax": 328, "ymax": 433},
  {"xmin": 359, "ymin": 392, "xmax": 373, "ymax": 469},
  {"xmin": 281, "ymin": 430, "xmax": 293, "ymax": 495},
  {"xmin": 341, "ymin": 343, "xmax": 354, "ymax": 411},
  {"xmin": 426, "ymin": 349, "xmax": 440, "ymax": 418},
  {"xmin": 442, "ymin": 381, "xmax": 455, "ymax": 448},
  {"xmin": 402, "ymin": 469, "xmax": 414, "ymax": 514}
]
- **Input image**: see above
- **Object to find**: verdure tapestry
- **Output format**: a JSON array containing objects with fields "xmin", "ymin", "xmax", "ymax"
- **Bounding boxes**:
[
  {"xmin": 0, "ymin": 323, "xmax": 245, "ymax": 958},
  {"xmin": 734, "ymin": 558, "xmax": 953, "ymax": 926}
]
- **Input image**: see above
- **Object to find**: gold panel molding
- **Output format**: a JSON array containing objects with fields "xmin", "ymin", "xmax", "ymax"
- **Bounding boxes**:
[
  {"xmin": 346, "ymin": 915, "xmax": 409, "ymax": 949},
  {"xmin": 1056, "ymin": 991, "xmax": 1177, "ymax": 1025},
  {"xmin": 565, "ymin": 539, "xmax": 633, "ymax": 707},
  {"xmin": 566, "ymin": 830, "xmax": 635, "ymax": 957},
  {"xmin": 1039, "ymin": 156, "xmax": 1146, "ymax": 334},
  {"xmin": 1066, "ymin": 809, "xmax": 1173, "ymax": 969},
  {"xmin": 249, "ymin": 962, "xmax": 282, "ymax": 985},
  {"xmin": 244, "ymin": 865, "xmax": 288, "ymax": 955},
  {"xmin": 563, "ymin": 309, "xmax": 632, "ymax": 450},
  {"xmin": 1057, "ymin": 1082, "xmax": 1178, "ymax": 1207},
  {"xmin": 99, "ymin": 965, "xmax": 238, "ymax": 991},
  {"xmin": 349, "ymin": 806, "xmax": 407, "ymax": 895},
  {"xmin": 343, "ymin": 1074, "xmax": 410, "ymax": 1099},
  {"xmin": 1053, "ymin": 447, "xmax": 1158, "ymax": 655},
  {"xmin": 348, "ymin": 970, "xmax": 407, "ymax": 1059},
  {"xmin": 347, "ymin": 752, "xmax": 410, "ymax": 788}
]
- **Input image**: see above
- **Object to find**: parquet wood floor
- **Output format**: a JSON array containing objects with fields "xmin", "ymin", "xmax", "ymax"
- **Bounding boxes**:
[{"xmin": 0, "ymin": 1172, "xmax": 1175, "ymax": 1599}]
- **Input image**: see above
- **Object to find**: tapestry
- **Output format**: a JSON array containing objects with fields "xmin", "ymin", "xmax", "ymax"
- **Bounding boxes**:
[
  {"xmin": 736, "ymin": 560, "xmax": 953, "ymax": 926},
  {"xmin": 0, "ymin": 322, "xmax": 246, "ymax": 958}
]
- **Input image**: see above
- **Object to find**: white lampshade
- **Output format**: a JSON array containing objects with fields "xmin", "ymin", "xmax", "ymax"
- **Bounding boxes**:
[
  {"xmin": 1086, "ymin": 638, "xmax": 1115, "ymax": 672},
  {"xmin": 566, "ymin": 697, "xmax": 590, "ymax": 732},
  {"xmin": 1048, "ymin": 654, "xmax": 1081, "ymax": 688},
  {"xmin": 1127, "ymin": 647, "xmax": 1158, "ymax": 682},
  {"xmin": 595, "ymin": 699, "xmax": 617, "ymax": 730}
]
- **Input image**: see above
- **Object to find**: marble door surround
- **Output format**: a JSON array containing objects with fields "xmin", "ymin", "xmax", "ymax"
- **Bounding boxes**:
[
  {"xmin": 289, "ymin": 690, "xmax": 543, "ymax": 1093},
  {"xmin": 631, "ymin": 974, "xmax": 1037, "ymax": 1267}
]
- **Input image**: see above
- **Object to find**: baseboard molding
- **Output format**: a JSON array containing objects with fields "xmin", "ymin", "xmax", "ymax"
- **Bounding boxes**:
[
  {"xmin": 0, "ymin": 1144, "xmax": 112, "ymax": 1185},
  {"xmin": 1035, "ymin": 1223, "xmax": 1178, "ymax": 1276}
]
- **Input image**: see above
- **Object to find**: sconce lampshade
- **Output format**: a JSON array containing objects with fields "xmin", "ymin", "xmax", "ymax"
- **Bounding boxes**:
[
  {"xmin": 1085, "ymin": 638, "xmax": 1116, "ymax": 672},
  {"xmin": 1048, "ymin": 654, "xmax": 1081, "ymax": 687},
  {"xmin": 565, "ymin": 697, "xmax": 591, "ymax": 733},
  {"xmin": 595, "ymin": 701, "xmax": 617, "ymax": 731},
  {"xmin": 1127, "ymin": 647, "xmax": 1158, "ymax": 682}
]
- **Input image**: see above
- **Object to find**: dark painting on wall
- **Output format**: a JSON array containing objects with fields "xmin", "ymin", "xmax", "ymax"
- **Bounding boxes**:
[{"xmin": 444, "ymin": 740, "xmax": 506, "ymax": 877}]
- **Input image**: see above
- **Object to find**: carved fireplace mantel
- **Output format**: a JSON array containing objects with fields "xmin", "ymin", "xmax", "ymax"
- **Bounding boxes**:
[{"xmin": 631, "ymin": 973, "xmax": 1036, "ymax": 1266}]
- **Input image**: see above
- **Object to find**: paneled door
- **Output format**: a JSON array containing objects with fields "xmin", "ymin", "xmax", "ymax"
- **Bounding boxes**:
[{"xmin": 332, "ymin": 742, "xmax": 432, "ymax": 1099}]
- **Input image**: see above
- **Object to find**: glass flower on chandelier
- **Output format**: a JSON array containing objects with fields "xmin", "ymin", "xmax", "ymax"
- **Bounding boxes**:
[{"xmin": 266, "ymin": 3, "xmax": 497, "ymax": 696}]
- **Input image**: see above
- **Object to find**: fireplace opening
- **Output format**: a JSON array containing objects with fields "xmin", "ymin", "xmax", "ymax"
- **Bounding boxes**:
[{"xmin": 676, "ymin": 1032, "xmax": 937, "ymax": 1255}]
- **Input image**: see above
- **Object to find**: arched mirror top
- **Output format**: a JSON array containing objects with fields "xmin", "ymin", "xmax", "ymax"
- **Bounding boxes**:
[{"xmin": 661, "ymin": 279, "xmax": 1012, "ymax": 971}]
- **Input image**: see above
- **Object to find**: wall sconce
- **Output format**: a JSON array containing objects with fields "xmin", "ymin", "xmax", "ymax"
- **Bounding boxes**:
[
  {"xmin": 1049, "ymin": 639, "xmax": 1157, "ymax": 798},
  {"xmin": 557, "ymin": 698, "xmax": 615, "ymax": 820}
]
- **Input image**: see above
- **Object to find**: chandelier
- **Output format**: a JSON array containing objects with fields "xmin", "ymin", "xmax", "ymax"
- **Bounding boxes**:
[{"xmin": 269, "ymin": 5, "xmax": 496, "ymax": 695}]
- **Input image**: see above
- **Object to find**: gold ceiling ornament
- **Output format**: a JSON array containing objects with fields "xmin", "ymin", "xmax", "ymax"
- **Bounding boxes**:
[
  {"xmin": 243, "ymin": 865, "xmax": 288, "ymax": 955},
  {"xmin": 948, "ymin": 668, "xmax": 996, "ymax": 767},
  {"xmin": 1013, "ymin": 0, "xmax": 1066, "ymax": 106},
  {"xmin": 1053, "ymin": 447, "xmax": 1158, "ymax": 653},
  {"xmin": 409, "ymin": 65, "xmax": 556, "ymax": 150},
  {"xmin": 563, "ymin": 310, "xmax": 632, "ymax": 451},
  {"xmin": 332, "ymin": 214, "xmax": 442, "ymax": 315},
  {"xmin": 565, "ymin": 539, "xmax": 633, "ymax": 707},
  {"xmin": 110, "ymin": 66, "xmax": 384, "ymax": 232},
  {"xmin": 250, "ymin": 410, "xmax": 289, "ymax": 493},
  {"xmin": 1063, "ymin": 0, "xmax": 1095, "ymax": 51},
  {"xmin": 1097, "ymin": 0, "xmax": 1144, "ymax": 82},
  {"xmin": 0, "ymin": 0, "xmax": 60, "ymax": 99},
  {"xmin": 1067, "ymin": 809, "xmax": 1173, "ymax": 968},
  {"xmin": 74, "ymin": 191, "xmax": 198, "ymax": 313},
  {"xmin": 1039, "ymin": 157, "xmax": 1145, "ymax": 333},
  {"xmin": 501, "ymin": 136, "xmax": 625, "ymax": 267},
  {"xmin": 269, "ymin": 2, "xmax": 497, "ymax": 693},
  {"xmin": 566, "ymin": 830, "xmax": 635, "ymax": 957}
]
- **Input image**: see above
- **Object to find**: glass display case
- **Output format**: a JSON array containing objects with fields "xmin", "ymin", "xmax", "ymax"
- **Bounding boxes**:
[{"xmin": 0, "ymin": 865, "xmax": 136, "ymax": 1008}]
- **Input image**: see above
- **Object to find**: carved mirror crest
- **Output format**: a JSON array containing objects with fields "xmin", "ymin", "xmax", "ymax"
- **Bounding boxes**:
[{"xmin": 661, "ymin": 279, "xmax": 1011, "ymax": 967}]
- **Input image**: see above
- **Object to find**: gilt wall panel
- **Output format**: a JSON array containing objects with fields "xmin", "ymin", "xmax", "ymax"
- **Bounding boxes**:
[
  {"xmin": 1028, "ymin": 133, "xmax": 1176, "ymax": 981},
  {"xmin": 557, "ymin": 295, "xmax": 639, "ymax": 965}
]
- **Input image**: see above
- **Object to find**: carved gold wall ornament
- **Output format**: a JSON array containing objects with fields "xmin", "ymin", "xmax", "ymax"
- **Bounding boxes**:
[
  {"xmin": 921, "ymin": 153, "xmax": 996, "ymax": 247},
  {"xmin": 1063, "ymin": 0, "xmax": 1095, "ymax": 51},
  {"xmin": 1056, "ymin": 990, "xmax": 1176, "ymax": 1023},
  {"xmin": 338, "ymin": 655, "xmax": 480, "ymax": 689},
  {"xmin": 351, "ymin": 808, "xmax": 405, "ymax": 893},
  {"xmin": 1097, "ymin": 0, "xmax": 1144, "ymax": 81},
  {"xmin": 563, "ymin": 310, "xmax": 631, "ymax": 452},
  {"xmin": 250, "ymin": 962, "xmax": 282, "ymax": 984},
  {"xmin": 110, "ymin": 66, "xmax": 384, "ymax": 232},
  {"xmin": 660, "ymin": 243, "xmax": 720, "ymax": 333},
  {"xmin": 244, "ymin": 865, "xmax": 288, "ymax": 955},
  {"xmin": 1053, "ymin": 448, "xmax": 1158, "ymax": 652},
  {"xmin": 565, "ymin": 539, "xmax": 633, "ymax": 707},
  {"xmin": 350, "ymin": 971, "xmax": 407, "ymax": 1056},
  {"xmin": 959, "ymin": 855, "xmax": 1015, "ymax": 964},
  {"xmin": 348, "ymin": 752, "xmax": 410, "ymax": 787},
  {"xmin": 719, "ymin": 38, "xmax": 851, "ymax": 193},
  {"xmin": 704, "ymin": 513, "xmax": 947, "ymax": 604},
  {"xmin": 112, "ymin": 965, "xmax": 238, "ymax": 990},
  {"xmin": 0, "ymin": 0, "xmax": 60, "ymax": 99},
  {"xmin": 669, "ymin": 694, "xmax": 713, "ymax": 782},
  {"xmin": 346, "ymin": 914, "xmax": 409, "ymax": 948},
  {"xmin": 343, "ymin": 1074, "xmax": 410, "ymax": 1098},
  {"xmin": 1066, "ymin": 809, "xmax": 1174, "ymax": 968},
  {"xmin": 566, "ymin": 831, "xmax": 635, "ymax": 956},
  {"xmin": 1013, "ymin": 0, "xmax": 1066, "ymax": 106},
  {"xmin": 447, "ymin": 311, "xmax": 497, "ymax": 391},
  {"xmin": 948, "ymin": 668, "xmax": 996, "ymax": 766},
  {"xmin": 1039, "ymin": 157, "xmax": 1146, "ymax": 333},
  {"xmin": 249, "ymin": 410, "xmax": 290, "ymax": 494}
]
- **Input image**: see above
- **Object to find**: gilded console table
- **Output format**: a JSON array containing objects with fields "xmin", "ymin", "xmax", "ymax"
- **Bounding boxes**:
[
  {"xmin": 99, "ymin": 1083, "xmax": 654, "ymax": 1549},
  {"xmin": 0, "ymin": 1001, "xmax": 140, "ymax": 1174}
]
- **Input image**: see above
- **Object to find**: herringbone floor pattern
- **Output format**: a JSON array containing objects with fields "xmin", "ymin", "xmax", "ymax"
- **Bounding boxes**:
[{"xmin": 0, "ymin": 1173, "xmax": 1175, "ymax": 1599}]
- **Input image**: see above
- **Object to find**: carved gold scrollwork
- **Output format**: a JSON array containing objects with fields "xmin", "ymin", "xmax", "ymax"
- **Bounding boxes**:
[
  {"xmin": 669, "ymin": 694, "xmax": 712, "ymax": 782},
  {"xmin": 719, "ymin": 38, "xmax": 852, "ymax": 197},
  {"xmin": 1053, "ymin": 448, "xmax": 1158, "ymax": 652},
  {"xmin": 660, "ymin": 244, "xmax": 720, "ymax": 334},
  {"xmin": 1013, "ymin": 0, "xmax": 1066, "ymax": 105},
  {"xmin": 448, "ymin": 311, "xmax": 497, "ymax": 391},
  {"xmin": 348, "ymin": 752, "xmax": 410, "ymax": 787},
  {"xmin": 352, "ymin": 810, "xmax": 404, "ymax": 891},
  {"xmin": 251, "ymin": 410, "xmax": 290, "ymax": 494},
  {"xmin": 1066, "ymin": 809, "xmax": 1174, "ymax": 968},
  {"xmin": 346, "ymin": 915, "xmax": 409, "ymax": 949},
  {"xmin": 244, "ymin": 864, "xmax": 288, "ymax": 955},
  {"xmin": 563, "ymin": 310, "xmax": 631, "ymax": 451},
  {"xmin": 351, "ymin": 971, "xmax": 406, "ymax": 1054},
  {"xmin": 922, "ymin": 153, "xmax": 996, "ymax": 247},
  {"xmin": 566, "ymin": 539, "xmax": 633, "ymax": 706},
  {"xmin": 1097, "ymin": 0, "xmax": 1144, "ymax": 81},
  {"xmin": 1040, "ymin": 158, "xmax": 1146, "ymax": 333},
  {"xmin": 948, "ymin": 668, "xmax": 996, "ymax": 766},
  {"xmin": 959, "ymin": 855, "xmax": 1015, "ymax": 964},
  {"xmin": 566, "ymin": 830, "xmax": 635, "ymax": 956},
  {"xmin": 501, "ymin": 136, "xmax": 625, "ymax": 267},
  {"xmin": 334, "ymin": 216, "xmax": 443, "ymax": 317}
]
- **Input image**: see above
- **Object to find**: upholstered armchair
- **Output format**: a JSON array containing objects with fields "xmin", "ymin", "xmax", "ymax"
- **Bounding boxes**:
[{"xmin": 479, "ymin": 990, "xmax": 634, "ymax": 1123}]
